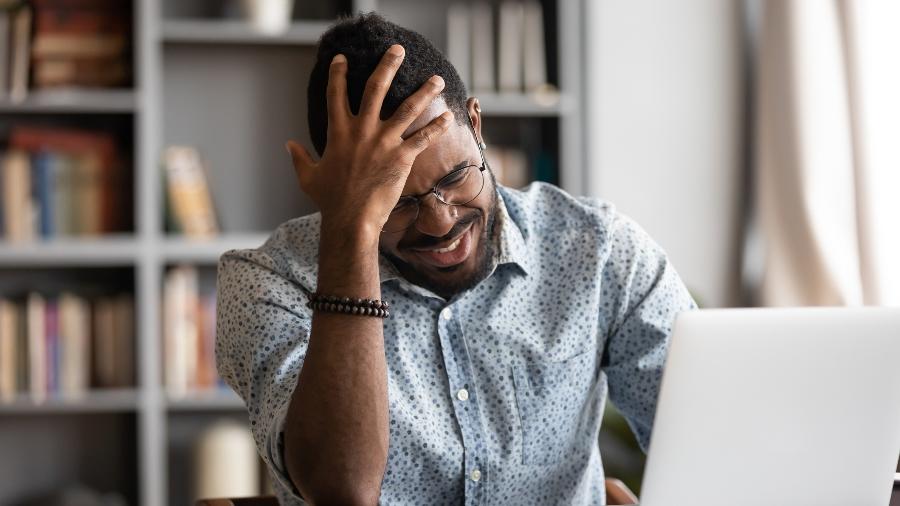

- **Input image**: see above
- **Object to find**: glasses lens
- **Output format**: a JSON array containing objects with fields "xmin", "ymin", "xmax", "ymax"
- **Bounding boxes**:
[
  {"xmin": 381, "ymin": 166, "xmax": 485, "ymax": 233},
  {"xmin": 435, "ymin": 165, "xmax": 484, "ymax": 205},
  {"xmin": 383, "ymin": 198, "xmax": 419, "ymax": 233}
]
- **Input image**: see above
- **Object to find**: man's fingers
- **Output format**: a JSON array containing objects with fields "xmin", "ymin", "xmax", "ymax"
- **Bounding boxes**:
[
  {"xmin": 400, "ymin": 111, "xmax": 453, "ymax": 156},
  {"xmin": 359, "ymin": 45, "xmax": 405, "ymax": 125},
  {"xmin": 386, "ymin": 75, "xmax": 445, "ymax": 136},
  {"xmin": 285, "ymin": 141, "xmax": 316, "ymax": 184},
  {"xmin": 326, "ymin": 54, "xmax": 351, "ymax": 129}
]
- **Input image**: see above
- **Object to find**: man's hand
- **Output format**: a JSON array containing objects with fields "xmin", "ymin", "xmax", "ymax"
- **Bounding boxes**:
[{"xmin": 285, "ymin": 44, "xmax": 452, "ymax": 236}]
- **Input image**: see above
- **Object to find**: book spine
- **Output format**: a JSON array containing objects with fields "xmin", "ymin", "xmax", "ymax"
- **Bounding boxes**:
[
  {"xmin": 27, "ymin": 292, "xmax": 46, "ymax": 402},
  {"xmin": 44, "ymin": 298, "xmax": 59, "ymax": 395},
  {"xmin": 0, "ymin": 299, "xmax": 17, "ymax": 402},
  {"xmin": 34, "ymin": 151, "xmax": 56, "ymax": 238}
]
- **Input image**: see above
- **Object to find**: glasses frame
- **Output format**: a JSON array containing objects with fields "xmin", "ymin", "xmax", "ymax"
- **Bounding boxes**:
[{"xmin": 382, "ymin": 120, "xmax": 489, "ymax": 233}]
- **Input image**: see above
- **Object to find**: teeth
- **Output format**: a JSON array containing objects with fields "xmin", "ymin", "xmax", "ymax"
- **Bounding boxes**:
[{"xmin": 432, "ymin": 236, "xmax": 461, "ymax": 254}]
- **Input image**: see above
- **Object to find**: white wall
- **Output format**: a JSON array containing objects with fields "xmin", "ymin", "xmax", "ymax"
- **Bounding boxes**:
[{"xmin": 584, "ymin": 0, "xmax": 745, "ymax": 307}]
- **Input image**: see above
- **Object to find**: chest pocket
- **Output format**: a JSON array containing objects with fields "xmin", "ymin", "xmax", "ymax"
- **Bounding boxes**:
[{"xmin": 511, "ymin": 349, "xmax": 597, "ymax": 465}]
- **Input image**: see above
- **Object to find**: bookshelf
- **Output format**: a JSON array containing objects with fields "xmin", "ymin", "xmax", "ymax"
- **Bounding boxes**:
[{"xmin": 0, "ymin": 0, "xmax": 584, "ymax": 505}]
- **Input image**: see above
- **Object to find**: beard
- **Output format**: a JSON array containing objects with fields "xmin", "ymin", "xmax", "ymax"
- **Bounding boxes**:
[{"xmin": 381, "ymin": 186, "xmax": 500, "ymax": 300}]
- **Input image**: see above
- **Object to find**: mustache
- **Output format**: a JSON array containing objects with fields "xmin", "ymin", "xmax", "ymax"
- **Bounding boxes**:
[{"xmin": 399, "ymin": 210, "xmax": 482, "ymax": 250}]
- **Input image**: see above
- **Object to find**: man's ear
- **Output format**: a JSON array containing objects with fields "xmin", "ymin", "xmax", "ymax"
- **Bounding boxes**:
[{"xmin": 466, "ymin": 97, "xmax": 483, "ymax": 143}]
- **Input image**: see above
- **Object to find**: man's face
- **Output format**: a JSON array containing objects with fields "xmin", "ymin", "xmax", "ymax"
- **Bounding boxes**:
[{"xmin": 379, "ymin": 98, "xmax": 499, "ymax": 299}]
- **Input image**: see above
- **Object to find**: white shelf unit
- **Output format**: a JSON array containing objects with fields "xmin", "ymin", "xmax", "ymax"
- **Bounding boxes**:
[{"xmin": 0, "ymin": 1, "xmax": 585, "ymax": 505}]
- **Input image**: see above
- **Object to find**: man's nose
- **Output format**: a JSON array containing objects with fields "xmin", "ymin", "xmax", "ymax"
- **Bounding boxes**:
[{"xmin": 413, "ymin": 196, "xmax": 457, "ymax": 238}]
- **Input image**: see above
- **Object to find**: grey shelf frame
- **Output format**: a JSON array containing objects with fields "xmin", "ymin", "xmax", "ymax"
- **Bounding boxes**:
[
  {"xmin": 162, "ymin": 19, "xmax": 332, "ymax": 45},
  {"xmin": 0, "ymin": 1, "xmax": 585, "ymax": 505},
  {"xmin": 0, "ymin": 89, "xmax": 138, "ymax": 114},
  {"xmin": 0, "ymin": 388, "xmax": 141, "ymax": 414}
]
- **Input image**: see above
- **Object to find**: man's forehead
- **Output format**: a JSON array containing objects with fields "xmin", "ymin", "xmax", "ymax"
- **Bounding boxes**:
[{"xmin": 401, "ymin": 96, "xmax": 451, "ymax": 139}]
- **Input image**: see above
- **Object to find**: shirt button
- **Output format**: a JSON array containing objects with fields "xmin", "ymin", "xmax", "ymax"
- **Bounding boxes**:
[
  {"xmin": 470, "ymin": 469, "xmax": 481, "ymax": 482},
  {"xmin": 441, "ymin": 307, "xmax": 453, "ymax": 320},
  {"xmin": 456, "ymin": 388, "xmax": 469, "ymax": 401}
]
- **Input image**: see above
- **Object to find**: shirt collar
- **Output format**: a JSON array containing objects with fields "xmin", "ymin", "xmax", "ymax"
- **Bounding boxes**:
[
  {"xmin": 378, "ymin": 187, "xmax": 532, "ymax": 284},
  {"xmin": 493, "ymin": 189, "xmax": 532, "ymax": 276}
]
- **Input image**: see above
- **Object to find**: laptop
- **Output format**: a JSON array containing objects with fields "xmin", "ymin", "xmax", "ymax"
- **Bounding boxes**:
[{"xmin": 639, "ymin": 307, "xmax": 900, "ymax": 506}]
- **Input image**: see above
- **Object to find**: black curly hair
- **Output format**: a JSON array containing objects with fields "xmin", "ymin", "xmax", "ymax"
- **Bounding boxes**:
[{"xmin": 307, "ymin": 12, "xmax": 470, "ymax": 157}]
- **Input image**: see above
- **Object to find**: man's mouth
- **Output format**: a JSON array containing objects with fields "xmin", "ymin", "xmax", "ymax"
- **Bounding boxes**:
[{"xmin": 410, "ymin": 224, "xmax": 475, "ymax": 268}]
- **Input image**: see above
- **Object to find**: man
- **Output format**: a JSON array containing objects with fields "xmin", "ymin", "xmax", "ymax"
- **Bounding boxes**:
[{"xmin": 216, "ymin": 13, "xmax": 696, "ymax": 506}]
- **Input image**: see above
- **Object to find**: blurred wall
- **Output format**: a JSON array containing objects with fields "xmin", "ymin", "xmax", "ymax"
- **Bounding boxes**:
[{"xmin": 583, "ymin": 0, "xmax": 745, "ymax": 307}]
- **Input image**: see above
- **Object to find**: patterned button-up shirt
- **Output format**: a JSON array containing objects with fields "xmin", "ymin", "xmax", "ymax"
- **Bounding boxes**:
[{"xmin": 216, "ymin": 182, "xmax": 697, "ymax": 505}]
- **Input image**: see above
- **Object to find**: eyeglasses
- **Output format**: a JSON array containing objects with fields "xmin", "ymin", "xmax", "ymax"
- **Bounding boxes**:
[{"xmin": 382, "ymin": 123, "xmax": 489, "ymax": 233}]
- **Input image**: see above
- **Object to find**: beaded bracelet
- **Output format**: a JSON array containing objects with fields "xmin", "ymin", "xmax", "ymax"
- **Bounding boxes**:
[{"xmin": 306, "ymin": 293, "xmax": 391, "ymax": 318}]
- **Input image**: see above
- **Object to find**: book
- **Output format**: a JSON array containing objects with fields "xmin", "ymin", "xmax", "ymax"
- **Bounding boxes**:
[
  {"xmin": 2, "ymin": 150, "xmax": 33, "ymax": 242},
  {"xmin": 15, "ymin": 301, "xmax": 27, "ymax": 396},
  {"xmin": 470, "ymin": 2, "xmax": 496, "ymax": 93},
  {"xmin": 487, "ymin": 146, "xmax": 530, "ymax": 189},
  {"xmin": 59, "ymin": 292, "xmax": 90, "ymax": 396},
  {"xmin": 112, "ymin": 294, "xmax": 134, "ymax": 387},
  {"xmin": 0, "ymin": 10, "xmax": 10, "ymax": 97},
  {"xmin": 44, "ymin": 298, "xmax": 59, "ymax": 394},
  {"xmin": 196, "ymin": 295, "xmax": 217, "ymax": 390},
  {"xmin": 27, "ymin": 292, "xmax": 46, "ymax": 402},
  {"xmin": 164, "ymin": 266, "xmax": 200, "ymax": 397},
  {"xmin": 523, "ymin": 0, "xmax": 549, "ymax": 93},
  {"xmin": 92, "ymin": 295, "xmax": 116, "ymax": 388},
  {"xmin": 9, "ymin": 4, "xmax": 32, "ymax": 102},
  {"xmin": 164, "ymin": 146, "xmax": 220, "ymax": 238},
  {"xmin": 32, "ymin": 33, "xmax": 127, "ymax": 60},
  {"xmin": 0, "ymin": 299, "xmax": 17, "ymax": 402},
  {"xmin": 34, "ymin": 59, "xmax": 129, "ymax": 87},
  {"xmin": 73, "ymin": 151, "xmax": 103, "ymax": 236},
  {"xmin": 92, "ymin": 293, "xmax": 134, "ymax": 388},
  {"xmin": 498, "ymin": 1, "xmax": 525, "ymax": 93},
  {"xmin": 446, "ymin": 3, "xmax": 471, "ymax": 92},
  {"xmin": 33, "ymin": 151, "xmax": 56, "ymax": 238}
]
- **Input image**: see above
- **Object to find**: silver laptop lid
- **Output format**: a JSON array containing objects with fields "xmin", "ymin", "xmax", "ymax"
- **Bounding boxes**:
[{"xmin": 640, "ymin": 307, "xmax": 900, "ymax": 506}]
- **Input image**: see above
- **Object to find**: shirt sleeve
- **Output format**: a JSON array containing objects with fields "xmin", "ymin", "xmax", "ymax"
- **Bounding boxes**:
[
  {"xmin": 599, "ymin": 212, "xmax": 698, "ymax": 451},
  {"xmin": 215, "ymin": 249, "xmax": 312, "ymax": 503}
]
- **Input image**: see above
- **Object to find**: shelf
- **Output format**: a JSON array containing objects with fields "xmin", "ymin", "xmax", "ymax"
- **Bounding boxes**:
[
  {"xmin": 0, "ymin": 388, "xmax": 140, "ymax": 414},
  {"xmin": 162, "ymin": 19, "xmax": 331, "ymax": 45},
  {"xmin": 161, "ymin": 233, "xmax": 269, "ymax": 263},
  {"xmin": 477, "ymin": 91, "xmax": 573, "ymax": 117},
  {"xmin": 0, "ymin": 236, "xmax": 139, "ymax": 266},
  {"xmin": 166, "ymin": 389, "xmax": 245, "ymax": 411},
  {"xmin": 0, "ymin": 89, "xmax": 137, "ymax": 114}
]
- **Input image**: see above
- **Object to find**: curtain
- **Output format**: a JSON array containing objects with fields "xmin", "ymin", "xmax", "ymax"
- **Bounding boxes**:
[{"xmin": 754, "ymin": 0, "xmax": 900, "ymax": 306}]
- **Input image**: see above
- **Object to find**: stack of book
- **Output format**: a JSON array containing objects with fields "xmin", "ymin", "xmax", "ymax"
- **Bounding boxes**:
[
  {"xmin": 163, "ymin": 265, "xmax": 222, "ymax": 398},
  {"xmin": 447, "ymin": 0, "xmax": 554, "ymax": 99},
  {"xmin": 0, "ymin": 292, "xmax": 134, "ymax": 403},
  {"xmin": 0, "ymin": 0, "xmax": 132, "ymax": 101},
  {"xmin": 0, "ymin": 126, "xmax": 130, "ymax": 242}
]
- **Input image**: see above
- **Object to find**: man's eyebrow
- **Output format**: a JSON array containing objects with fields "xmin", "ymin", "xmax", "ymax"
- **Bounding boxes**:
[{"xmin": 445, "ymin": 160, "xmax": 471, "ymax": 175}]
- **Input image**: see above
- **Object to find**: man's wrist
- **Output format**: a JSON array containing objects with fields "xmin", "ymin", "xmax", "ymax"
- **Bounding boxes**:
[{"xmin": 320, "ymin": 216, "xmax": 382, "ymax": 250}]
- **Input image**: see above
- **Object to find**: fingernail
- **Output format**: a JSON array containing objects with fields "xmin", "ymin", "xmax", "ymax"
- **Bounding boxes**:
[
  {"xmin": 332, "ymin": 53, "xmax": 346, "ymax": 64},
  {"xmin": 388, "ymin": 44, "xmax": 404, "ymax": 56},
  {"xmin": 430, "ymin": 75, "xmax": 445, "ymax": 88},
  {"xmin": 284, "ymin": 142, "xmax": 292, "ymax": 155}
]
